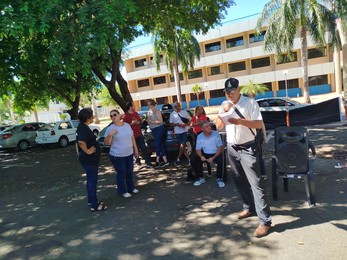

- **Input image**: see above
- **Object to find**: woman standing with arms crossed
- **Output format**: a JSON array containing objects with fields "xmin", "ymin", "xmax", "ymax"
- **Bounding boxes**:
[
  {"xmin": 104, "ymin": 110, "xmax": 139, "ymax": 198},
  {"xmin": 76, "ymin": 108, "xmax": 107, "ymax": 212},
  {"xmin": 147, "ymin": 99, "xmax": 169, "ymax": 168}
]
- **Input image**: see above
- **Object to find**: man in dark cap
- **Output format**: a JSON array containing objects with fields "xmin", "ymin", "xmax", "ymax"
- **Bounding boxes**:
[
  {"xmin": 216, "ymin": 77, "xmax": 272, "ymax": 238},
  {"xmin": 123, "ymin": 102, "xmax": 153, "ymax": 168}
]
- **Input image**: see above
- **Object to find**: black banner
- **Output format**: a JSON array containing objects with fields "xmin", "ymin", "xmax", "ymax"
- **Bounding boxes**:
[{"xmin": 262, "ymin": 98, "xmax": 341, "ymax": 130}]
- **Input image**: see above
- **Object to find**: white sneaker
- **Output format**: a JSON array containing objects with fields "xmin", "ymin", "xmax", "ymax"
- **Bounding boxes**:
[
  {"xmin": 334, "ymin": 163, "xmax": 343, "ymax": 169},
  {"xmin": 217, "ymin": 178, "xmax": 225, "ymax": 188},
  {"xmin": 193, "ymin": 178, "xmax": 206, "ymax": 186},
  {"xmin": 122, "ymin": 192, "xmax": 132, "ymax": 198},
  {"xmin": 132, "ymin": 189, "xmax": 139, "ymax": 194}
]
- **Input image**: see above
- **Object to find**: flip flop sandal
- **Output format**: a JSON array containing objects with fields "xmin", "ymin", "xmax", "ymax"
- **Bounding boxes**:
[{"xmin": 90, "ymin": 202, "xmax": 108, "ymax": 212}]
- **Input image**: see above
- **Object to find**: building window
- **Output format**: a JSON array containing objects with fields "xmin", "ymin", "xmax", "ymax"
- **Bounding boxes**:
[
  {"xmin": 172, "ymin": 95, "xmax": 186, "ymax": 102},
  {"xmin": 278, "ymin": 78, "xmax": 299, "ymax": 90},
  {"xmin": 153, "ymin": 76, "xmax": 166, "ymax": 85},
  {"xmin": 208, "ymin": 66, "xmax": 223, "ymax": 76},
  {"xmin": 309, "ymin": 75, "xmax": 328, "ymax": 86},
  {"xmin": 251, "ymin": 57, "xmax": 270, "ymax": 69},
  {"xmin": 134, "ymin": 58, "xmax": 147, "ymax": 68},
  {"xmin": 138, "ymin": 79, "xmax": 150, "ymax": 88},
  {"xmin": 276, "ymin": 52, "xmax": 298, "ymax": 64},
  {"xmin": 190, "ymin": 92, "xmax": 205, "ymax": 101},
  {"xmin": 249, "ymin": 31, "xmax": 266, "ymax": 43},
  {"xmin": 156, "ymin": 97, "xmax": 165, "ymax": 104},
  {"xmin": 226, "ymin": 36, "xmax": 244, "ymax": 48},
  {"xmin": 228, "ymin": 61, "xmax": 246, "ymax": 72},
  {"xmin": 188, "ymin": 69, "xmax": 203, "ymax": 79},
  {"xmin": 140, "ymin": 100, "xmax": 148, "ymax": 107},
  {"xmin": 308, "ymin": 47, "xmax": 326, "ymax": 59},
  {"xmin": 150, "ymin": 55, "xmax": 163, "ymax": 65},
  {"xmin": 205, "ymin": 41, "xmax": 221, "ymax": 53},
  {"xmin": 263, "ymin": 82, "xmax": 273, "ymax": 91},
  {"xmin": 209, "ymin": 89, "xmax": 225, "ymax": 98},
  {"xmin": 170, "ymin": 73, "xmax": 184, "ymax": 82}
]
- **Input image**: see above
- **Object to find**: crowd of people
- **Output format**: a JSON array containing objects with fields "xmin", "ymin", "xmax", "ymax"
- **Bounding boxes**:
[{"xmin": 75, "ymin": 77, "xmax": 272, "ymax": 238}]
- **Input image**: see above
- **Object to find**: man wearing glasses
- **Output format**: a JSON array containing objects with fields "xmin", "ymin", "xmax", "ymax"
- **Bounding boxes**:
[
  {"xmin": 217, "ymin": 77, "xmax": 272, "ymax": 238},
  {"xmin": 190, "ymin": 121, "xmax": 225, "ymax": 188}
]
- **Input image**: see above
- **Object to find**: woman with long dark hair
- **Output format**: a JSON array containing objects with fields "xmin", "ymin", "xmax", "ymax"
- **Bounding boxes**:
[{"xmin": 76, "ymin": 108, "xmax": 107, "ymax": 212}]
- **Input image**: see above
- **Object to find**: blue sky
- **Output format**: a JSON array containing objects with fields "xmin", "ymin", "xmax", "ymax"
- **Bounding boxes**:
[{"xmin": 129, "ymin": 0, "xmax": 269, "ymax": 48}]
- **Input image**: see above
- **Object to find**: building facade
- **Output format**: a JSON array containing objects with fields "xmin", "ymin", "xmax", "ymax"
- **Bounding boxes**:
[{"xmin": 125, "ymin": 16, "xmax": 336, "ymax": 110}]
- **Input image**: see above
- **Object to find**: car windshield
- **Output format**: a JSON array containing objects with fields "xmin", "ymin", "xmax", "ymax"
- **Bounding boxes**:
[
  {"xmin": 38, "ymin": 123, "xmax": 55, "ymax": 131},
  {"xmin": 2, "ymin": 124, "xmax": 21, "ymax": 132},
  {"xmin": 70, "ymin": 120, "xmax": 79, "ymax": 128}
]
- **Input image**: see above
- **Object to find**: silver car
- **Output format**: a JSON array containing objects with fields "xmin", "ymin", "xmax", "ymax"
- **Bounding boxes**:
[
  {"xmin": 256, "ymin": 97, "xmax": 310, "ymax": 111},
  {"xmin": 0, "ymin": 122, "xmax": 47, "ymax": 151}
]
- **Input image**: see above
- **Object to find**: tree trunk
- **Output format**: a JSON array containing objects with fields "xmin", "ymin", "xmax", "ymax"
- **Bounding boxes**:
[
  {"xmin": 7, "ymin": 100, "xmax": 16, "ymax": 123},
  {"xmin": 173, "ymin": 58, "xmax": 182, "ymax": 103},
  {"xmin": 92, "ymin": 51, "xmax": 132, "ymax": 112},
  {"xmin": 67, "ymin": 99, "xmax": 80, "ymax": 120},
  {"xmin": 337, "ymin": 19, "xmax": 347, "ymax": 99},
  {"xmin": 91, "ymin": 89, "xmax": 100, "ymax": 124},
  {"xmin": 300, "ymin": 26, "xmax": 311, "ymax": 103},
  {"xmin": 33, "ymin": 108, "xmax": 39, "ymax": 122}
]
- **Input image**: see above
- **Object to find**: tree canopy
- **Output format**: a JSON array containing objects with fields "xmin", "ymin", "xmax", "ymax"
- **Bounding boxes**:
[
  {"xmin": 257, "ymin": 0, "xmax": 340, "ymax": 103},
  {"xmin": 0, "ymin": 0, "xmax": 234, "ymax": 116}
]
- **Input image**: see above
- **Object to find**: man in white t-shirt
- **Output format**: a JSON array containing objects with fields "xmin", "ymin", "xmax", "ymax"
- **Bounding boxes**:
[{"xmin": 169, "ymin": 102, "xmax": 191, "ymax": 165}]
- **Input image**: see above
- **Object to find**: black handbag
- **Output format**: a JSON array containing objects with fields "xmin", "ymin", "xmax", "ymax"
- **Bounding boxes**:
[{"xmin": 178, "ymin": 113, "xmax": 190, "ymax": 124}]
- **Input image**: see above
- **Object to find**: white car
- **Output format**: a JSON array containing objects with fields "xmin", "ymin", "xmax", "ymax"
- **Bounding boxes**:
[
  {"xmin": 256, "ymin": 97, "xmax": 310, "ymax": 111},
  {"xmin": 35, "ymin": 121, "xmax": 76, "ymax": 147},
  {"xmin": 71, "ymin": 120, "xmax": 100, "ymax": 136}
]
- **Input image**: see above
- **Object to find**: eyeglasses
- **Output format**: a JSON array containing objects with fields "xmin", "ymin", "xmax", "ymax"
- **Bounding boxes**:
[{"xmin": 110, "ymin": 114, "xmax": 118, "ymax": 118}]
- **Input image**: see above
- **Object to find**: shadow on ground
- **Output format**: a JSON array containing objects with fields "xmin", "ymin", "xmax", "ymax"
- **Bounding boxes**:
[{"xmin": 0, "ymin": 125, "xmax": 346, "ymax": 259}]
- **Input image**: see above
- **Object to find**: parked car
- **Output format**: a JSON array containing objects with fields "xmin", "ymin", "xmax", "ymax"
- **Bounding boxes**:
[
  {"xmin": 35, "ymin": 121, "xmax": 76, "ymax": 147},
  {"xmin": 256, "ymin": 97, "xmax": 310, "ymax": 111},
  {"xmin": 70, "ymin": 120, "xmax": 100, "ymax": 136},
  {"xmin": 97, "ymin": 111, "xmax": 156, "ymax": 149},
  {"xmin": 97, "ymin": 109, "xmax": 197, "ymax": 156},
  {"xmin": 0, "ymin": 122, "xmax": 47, "ymax": 151},
  {"xmin": 143, "ymin": 109, "xmax": 196, "ymax": 156},
  {"xmin": 0, "ymin": 125, "xmax": 12, "ymax": 132}
]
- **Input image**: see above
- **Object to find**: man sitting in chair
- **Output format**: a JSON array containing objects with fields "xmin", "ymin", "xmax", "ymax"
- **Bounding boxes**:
[{"xmin": 190, "ymin": 121, "xmax": 225, "ymax": 188}]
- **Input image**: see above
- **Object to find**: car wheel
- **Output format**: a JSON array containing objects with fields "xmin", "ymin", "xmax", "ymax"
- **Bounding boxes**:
[
  {"xmin": 59, "ymin": 136, "xmax": 69, "ymax": 147},
  {"xmin": 93, "ymin": 129, "xmax": 99, "ymax": 137},
  {"xmin": 17, "ymin": 140, "xmax": 30, "ymax": 151},
  {"xmin": 185, "ymin": 139, "xmax": 193, "ymax": 156}
]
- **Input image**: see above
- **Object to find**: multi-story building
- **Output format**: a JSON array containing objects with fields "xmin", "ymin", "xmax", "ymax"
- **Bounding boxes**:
[{"xmin": 125, "ymin": 15, "xmax": 337, "ymax": 110}]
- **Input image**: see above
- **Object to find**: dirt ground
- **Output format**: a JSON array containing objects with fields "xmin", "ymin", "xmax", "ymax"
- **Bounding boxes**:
[{"xmin": 0, "ymin": 123, "xmax": 346, "ymax": 260}]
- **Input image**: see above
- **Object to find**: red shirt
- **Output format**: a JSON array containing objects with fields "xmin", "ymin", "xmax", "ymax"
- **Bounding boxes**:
[
  {"xmin": 191, "ymin": 114, "xmax": 207, "ymax": 134},
  {"xmin": 123, "ymin": 112, "xmax": 142, "ymax": 138}
]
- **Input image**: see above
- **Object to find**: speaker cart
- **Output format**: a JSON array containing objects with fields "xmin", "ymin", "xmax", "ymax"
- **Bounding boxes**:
[{"xmin": 272, "ymin": 126, "xmax": 316, "ymax": 206}]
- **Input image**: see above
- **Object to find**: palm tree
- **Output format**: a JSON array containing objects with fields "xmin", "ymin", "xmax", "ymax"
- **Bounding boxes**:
[
  {"xmin": 153, "ymin": 27, "xmax": 200, "ymax": 103},
  {"xmin": 240, "ymin": 80, "xmax": 269, "ymax": 98},
  {"xmin": 332, "ymin": 0, "xmax": 347, "ymax": 100},
  {"xmin": 191, "ymin": 84, "xmax": 204, "ymax": 105},
  {"xmin": 257, "ymin": 0, "xmax": 339, "ymax": 103}
]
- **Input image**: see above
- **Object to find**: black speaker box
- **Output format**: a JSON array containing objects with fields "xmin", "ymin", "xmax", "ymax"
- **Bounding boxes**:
[{"xmin": 275, "ymin": 126, "xmax": 309, "ymax": 173}]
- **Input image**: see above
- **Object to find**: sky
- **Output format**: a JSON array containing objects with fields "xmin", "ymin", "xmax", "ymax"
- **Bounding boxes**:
[{"xmin": 128, "ymin": 0, "xmax": 269, "ymax": 48}]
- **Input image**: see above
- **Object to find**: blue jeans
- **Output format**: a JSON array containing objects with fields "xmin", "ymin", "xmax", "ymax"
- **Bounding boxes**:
[
  {"xmin": 152, "ymin": 125, "xmax": 166, "ymax": 157},
  {"xmin": 110, "ymin": 154, "xmax": 135, "ymax": 195},
  {"xmin": 81, "ymin": 164, "xmax": 98, "ymax": 209}
]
